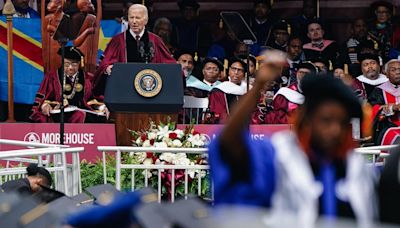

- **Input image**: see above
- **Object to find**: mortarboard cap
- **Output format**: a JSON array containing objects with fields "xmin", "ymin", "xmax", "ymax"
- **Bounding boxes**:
[
  {"xmin": 0, "ymin": 196, "xmax": 39, "ymax": 228},
  {"xmin": 202, "ymin": 57, "xmax": 224, "ymax": 71},
  {"xmin": 178, "ymin": 0, "xmax": 200, "ymax": 10},
  {"xmin": 174, "ymin": 49, "xmax": 195, "ymax": 61},
  {"xmin": 358, "ymin": 53, "xmax": 380, "ymax": 64},
  {"xmin": 85, "ymin": 184, "xmax": 121, "ymax": 206},
  {"xmin": 33, "ymin": 185, "xmax": 65, "ymax": 203},
  {"xmin": 297, "ymin": 61, "xmax": 319, "ymax": 73},
  {"xmin": 371, "ymin": 1, "xmax": 393, "ymax": 12},
  {"xmin": 273, "ymin": 20, "xmax": 290, "ymax": 34},
  {"xmin": 162, "ymin": 197, "xmax": 209, "ymax": 228},
  {"xmin": 58, "ymin": 46, "xmax": 85, "ymax": 62},
  {"xmin": 301, "ymin": 74, "xmax": 363, "ymax": 119}
]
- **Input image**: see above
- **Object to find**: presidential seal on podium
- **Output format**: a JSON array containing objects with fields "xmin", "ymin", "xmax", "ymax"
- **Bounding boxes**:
[{"xmin": 134, "ymin": 69, "xmax": 163, "ymax": 98}]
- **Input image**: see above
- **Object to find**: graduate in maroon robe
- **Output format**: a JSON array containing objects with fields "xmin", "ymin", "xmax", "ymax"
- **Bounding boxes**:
[
  {"xmin": 368, "ymin": 59, "xmax": 400, "ymax": 145},
  {"xmin": 30, "ymin": 46, "xmax": 106, "ymax": 123},
  {"xmin": 209, "ymin": 58, "xmax": 247, "ymax": 123},
  {"xmin": 251, "ymin": 62, "xmax": 318, "ymax": 124},
  {"xmin": 93, "ymin": 4, "xmax": 176, "ymax": 96}
]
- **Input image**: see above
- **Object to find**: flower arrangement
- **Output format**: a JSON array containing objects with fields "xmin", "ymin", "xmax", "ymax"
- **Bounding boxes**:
[{"xmin": 127, "ymin": 118, "xmax": 210, "ymax": 199}]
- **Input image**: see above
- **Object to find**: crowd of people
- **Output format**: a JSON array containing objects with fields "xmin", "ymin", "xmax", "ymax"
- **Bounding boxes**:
[{"xmin": 1, "ymin": 0, "xmax": 400, "ymax": 145}]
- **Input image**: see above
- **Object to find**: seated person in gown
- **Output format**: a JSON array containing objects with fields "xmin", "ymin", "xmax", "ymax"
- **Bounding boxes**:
[
  {"xmin": 30, "ymin": 46, "xmax": 108, "ymax": 123},
  {"xmin": 208, "ymin": 58, "xmax": 247, "ymax": 123},
  {"xmin": 209, "ymin": 54, "xmax": 376, "ymax": 226},
  {"xmin": 251, "ymin": 61, "xmax": 318, "ymax": 124}
]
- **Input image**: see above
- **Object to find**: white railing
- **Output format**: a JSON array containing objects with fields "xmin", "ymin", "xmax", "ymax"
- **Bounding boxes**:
[
  {"xmin": 355, "ymin": 144, "xmax": 400, "ymax": 165},
  {"xmin": 0, "ymin": 139, "xmax": 83, "ymax": 196},
  {"xmin": 98, "ymin": 146, "xmax": 209, "ymax": 202}
]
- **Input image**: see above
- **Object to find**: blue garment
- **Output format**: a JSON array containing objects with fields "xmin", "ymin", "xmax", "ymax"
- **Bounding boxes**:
[
  {"xmin": 318, "ymin": 163, "xmax": 337, "ymax": 217},
  {"xmin": 208, "ymin": 132, "xmax": 276, "ymax": 207}
]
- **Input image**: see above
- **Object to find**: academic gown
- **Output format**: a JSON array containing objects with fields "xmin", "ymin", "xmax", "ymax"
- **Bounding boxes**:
[
  {"xmin": 208, "ymin": 81, "xmax": 247, "ymax": 124},
  {"xmin": 303, "ymin": 40, "xmax": 339, "ymax": 65},
  {"xmin": 251, "ymin": 83, "xmax": 304, "ymax": 124},
  {"xmin": 209, "ymin": 131, "xmax": 376, "ymax": 226},
  {"xmin": 93, "ymin": 30, "xmax": 176, "ymax": 96},
  {"xmin": 356, "ymin": 74, "xmax": 388, "ymax": 102},
  {"xmin": 30, "ymin": 69, "xmax": 94, "ymax": 123},
  {"xmin": 368, "ymin": 81, "xmax": 400, "ymax": 144},
  {"xmin": 1, "ymin": 178, "xmax": 32, "ymax": 196},
  {"xmin": 184, "ymin": 75, "xmax": 221, "ymax": 98}
]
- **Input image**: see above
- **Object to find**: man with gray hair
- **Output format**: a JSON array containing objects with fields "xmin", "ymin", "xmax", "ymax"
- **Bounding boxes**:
[
  {"xmin": 93, "ymin": 4, "xmax": 176, "ymax": 96},
  {"xmin": 369, "ymin": 59, "xmax": 400, "ymax": 145}
]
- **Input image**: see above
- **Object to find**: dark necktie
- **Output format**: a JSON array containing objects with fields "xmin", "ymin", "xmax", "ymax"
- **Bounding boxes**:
[{"xmin": 135, "ymin": 35, "xmax": 140, "ymax": 47}]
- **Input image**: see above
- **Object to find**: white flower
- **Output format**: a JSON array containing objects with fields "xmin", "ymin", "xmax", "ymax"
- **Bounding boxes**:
[
  {"xmin": 143, "ymin": 158, "xmax": 153, "ymax": 165},
  {"xmin": 172, "ymin": 139, "xmax": 182, "ymax": 147},
  {"xmin": 159, "ymin": 153, "xmax": 175, "ymax": 163},
  {"xmin": 133, "ymin": 152, "xmax": 146, "ymax": 163},
  {"xmin": 187, "ymin": 134, "xmax": 205, "ymax": 147},
  {"xmin": 157, "ymin": 126, "xmax": 169, "ymax": 140},
  {"xmin": 142, "ymin": 140, "xmax": 151, "ymax": 147},
  {"xmin": 173, "ymin": 157, "xmax": 191, "ymax": 166},
  {"xmin": 142, "ymin": 169, "xmax": 152, "ymax": 179},
  {"xmin": 148, "ymin": 132, "xmax": 157, "ymax": 140},
  {"xmin": 163, "ymin": 137, "xmax": 173, "ymax": 147},
  {"xmin": 173, "ymin": 129, "xmax": 185, "ymax": 139},
  {"xmin": 135, "ymin": 137, "xmax": 142, "ymax": 146},
  {"xmin": 154, "ymin": 141, "xmax": 168, "ymax": 148}
]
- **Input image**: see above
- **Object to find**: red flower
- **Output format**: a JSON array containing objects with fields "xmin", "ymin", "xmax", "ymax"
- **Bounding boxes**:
[
  {"xmin": 150, "ymin": 139, "xmax": 155, "ymax": 145},
  {"xmin": 169, "ymin": 132, "xmax": 178, "ymax": 139},
  {"xmin": 192, "ymin": 130, "xmax": 200, "ymax": 135},
  {"xmin": 141, "ymin": 134, "xmax": 147, "ymax": 141}
]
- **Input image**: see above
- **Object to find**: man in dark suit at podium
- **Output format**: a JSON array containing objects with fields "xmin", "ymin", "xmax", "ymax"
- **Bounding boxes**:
[{"xmin": 93, "ymin": 4, "xmax": 176, "ymax": 96}]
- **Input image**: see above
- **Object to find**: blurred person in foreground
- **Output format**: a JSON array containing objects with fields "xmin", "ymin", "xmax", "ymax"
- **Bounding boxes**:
[
  {"xmin": 209, "ymin": 50, "xmax": 376, "ymax": 227},
  {"xmin": 1, "ymin": 164, "xmax": 52, "ymax": 196}
]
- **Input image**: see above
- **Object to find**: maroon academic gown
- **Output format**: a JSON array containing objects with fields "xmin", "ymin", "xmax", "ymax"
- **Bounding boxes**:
[
  {"xmin": 30, "ymin": 70, "xmax": 94, "ymax": 123},
  {"xmin": 251, "ymin": 83, "xmax": 304, "ymax": 124},
  {"xmin": 93, "ymin": 31, "xmax": 176, "ymax": 96},
  {"xmin": 209, "ymin": 81, "xmax": 247, "ymax": 124}
]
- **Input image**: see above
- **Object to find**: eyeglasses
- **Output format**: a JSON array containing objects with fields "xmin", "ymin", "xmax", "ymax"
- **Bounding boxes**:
[
  {"xmin": 204, "ymin": 67, "xmax": 220, "ymax": 72},
  {"xmin": 376, "ymin": 10, "xmax": 389, "ymax": 15},
  {"xmin": 64, "ymin": 62, "xmax": 80, "ymax": 67},
  {"xmin": 230, "ymin": 66, "xmax": 245, "ymax": 73},
  {"xmin": 389, "ymin": 67, "xmax": 400, "ymax": 73}
]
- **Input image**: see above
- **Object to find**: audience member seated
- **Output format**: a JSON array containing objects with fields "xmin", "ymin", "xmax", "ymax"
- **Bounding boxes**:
[
  {"xmin": 153, "ymin": 17, "xmax": 178, "ymax": 56},
  {"xmin": 173, "ymin": 0, "xmax": 211, "ymax": 56},
  {"xmin": 209, "ymin": 58, "xmax": 247, "ymax": 123},
  {"xmin": 238, "ymin": 55, "xmax": 257, "ymax": 86},
  {"xmin": 0, "ymin": 0, "xmax": 40, "ymax": 18},
  {"xmin": 368, "ymin": 59, "xmax": 400, "ymax": 144},
  {"xmin": 248, "ymin": 0, "xmax": 274, "ymax": 46},
  {"xmin": 176, "ymin": 50, "xmax": 195, "ymax": 79},
  {"xmin": 368, "ymin": 1, "xmax": 398, "ymax": 62},
  {"xmin": 251, "ymin": 61, "xmax": 317, "ymax": 124},
  {"xmin": 310, "ymin": 57, "xmax": 330, "ymax": 74},
  {"xmin": 185, "ymin": 57, "xmax": 223, "ymax": 98},
  {"xmin": 354, "ymin": 53, "xmax": 388, "ymax": 101},
  {"xmin": 30, "ymin": 46, "xmax": 108, "ymax": 123},
  {"xmin": 303, "ymin": 19, "xmax": 339, "ymax": 66},
  {"xmin": 285, "ymin": 36, "xmax": 306, "ymax": 85},
  {"xmin": 265, "ymin": 20, "xmax": 291, "ymax": 52},
  {"xmin": 341, "ymin": 18, "xmax": 368, "ymax": 64},
  {"xmin": 290, "ymin": 0, "xmax": 317, "ymax": 43}
]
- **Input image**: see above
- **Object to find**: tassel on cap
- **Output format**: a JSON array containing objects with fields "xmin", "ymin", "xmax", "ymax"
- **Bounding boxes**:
[
  {"xmin": 142, "ymin": 0, "xmax": 145, "ymax": 5},
  {"xmin": 194, "ymin": 52, "xmax": 198, "ymax": 62},
  {"xmin": 224, "ymin": 59, "xmax": 228, "ymax": 70},
  {"xmin": 81, "ymin": 56, "xmax": 84, "ymax": 68},
  {"xmin": 344, "ymin": 64, "xmax": 348, "ymax": 74},
  {"xmin": 219, "ymin": 19, "xmax": 223, "ymax": 29},
  {"xmin": 329, "ymin": 60, "xmax": 333, "ymax": 71},
  {"xmin": 287, "ymin": 23, "xmax": 291, "ymax": 35}
]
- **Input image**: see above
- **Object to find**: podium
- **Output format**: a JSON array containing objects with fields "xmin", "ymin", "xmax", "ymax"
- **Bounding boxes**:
[{"xmin": 105, "ymin": 63, "xmax": 183, "ymax": 145}]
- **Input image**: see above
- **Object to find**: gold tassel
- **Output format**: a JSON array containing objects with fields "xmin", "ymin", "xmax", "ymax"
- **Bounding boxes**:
[
  {"xmin": 224, "ymin": 59, "xmax": 228, "ymax": 69},
  {"xmin": 379, "ymin": 56, "xmax": 383, "ymax": 66},
  {"xmin": 194, "ymin": 52, "xmax": 198, "ymax": 62},
  {"xmin": 329, "ymin": 60, "xmax": 333, "ymax": 71},
  {"xmin": 270, "ymin": 0, "xmax": 274, "ymax": 6},
  {"xmin": 219, "ymin": 19, "xmax": 223, "ymax": 29},
  {"xmin": 373, "ymin": 40, "xmax": 378, "ymax": 50},
  {"xmin": 81, "ymin": 56, "xmax": 84, "ymax": 68},
  {"xmin": 142, "ymin": 0, "xmax": 145, "ymax": 5},
  {"xmin": 287, "ymin": 23, "xmax": 291, "ymax": 35},
  {"xmin": 256, "ymin": 59, "xmax": 259, "ymax": 70},
  {"xmin": 344, "ymin": 64, "xmax": 348, "ymax": 74}
]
